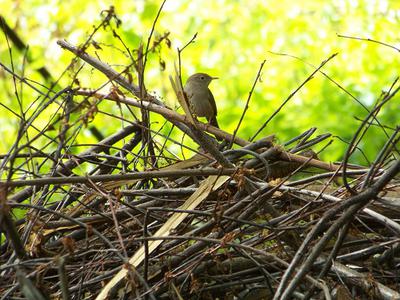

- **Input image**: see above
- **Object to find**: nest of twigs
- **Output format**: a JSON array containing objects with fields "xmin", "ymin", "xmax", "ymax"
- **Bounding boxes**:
[{"xmin": 1, "ymin": 37, "xmax": 400, "ymax": 300}]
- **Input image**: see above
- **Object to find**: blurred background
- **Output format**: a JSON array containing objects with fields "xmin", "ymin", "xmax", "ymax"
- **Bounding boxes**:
[{"xmin": 0, "ymin": 0, "xmax": 399, "ymax": 164}]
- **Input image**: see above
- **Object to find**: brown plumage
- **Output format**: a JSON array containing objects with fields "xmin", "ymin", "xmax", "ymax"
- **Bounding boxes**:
[
  {"xmin": 184, "ymin": 73, "xmax": 219, "ymax": 129},
  {"xmin": 183, "ymin": 73, "xmax": 221, "ymax": 141}
]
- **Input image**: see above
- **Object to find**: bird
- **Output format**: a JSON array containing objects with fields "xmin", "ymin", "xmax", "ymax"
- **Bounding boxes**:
[{"xmin": 183, "ymin": 73, "xmax": 220, "ymax": 129}]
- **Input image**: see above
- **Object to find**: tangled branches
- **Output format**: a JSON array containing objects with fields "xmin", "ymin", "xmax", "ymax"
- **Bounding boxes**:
[{"xmin": 1, "ymin": 27, "xmax": 399, "ymax": 300}]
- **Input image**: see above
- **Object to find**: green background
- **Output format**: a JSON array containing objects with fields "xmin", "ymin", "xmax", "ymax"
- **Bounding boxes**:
[{"xmin": 0, "ymin": 0, "xmax": 399, "ymax": 166}]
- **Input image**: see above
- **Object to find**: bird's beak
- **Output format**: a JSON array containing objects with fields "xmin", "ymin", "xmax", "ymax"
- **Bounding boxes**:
[{"xmin": 211, "ymin": 76, "xmax": 219, "ymax": 80}]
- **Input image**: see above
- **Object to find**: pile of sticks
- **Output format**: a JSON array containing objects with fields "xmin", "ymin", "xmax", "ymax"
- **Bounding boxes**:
[{"xmin": 1, "ymin": 39, "xmax": 399, "ymax": 300}]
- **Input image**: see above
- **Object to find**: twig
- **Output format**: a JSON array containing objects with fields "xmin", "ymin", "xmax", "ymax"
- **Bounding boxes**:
[
  {"xmin": 2, "ymin": 168, "xmax": 236, "ymax": 187},
  {"xmin": 229, "ymin": 60, "xmax": 266, "ymax": 149},
  {"xmin": 337, "ymin": 33, "xmax": 400, "ymax": 52},
  {"xmin": 251, "ymin": 53, "xmax": 338, "ymax": 141}
]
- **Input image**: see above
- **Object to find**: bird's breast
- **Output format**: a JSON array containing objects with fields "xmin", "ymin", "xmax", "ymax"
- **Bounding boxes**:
[{"xmin": 188, "ymin": 93, "xmax": 214, "ymax": 118}]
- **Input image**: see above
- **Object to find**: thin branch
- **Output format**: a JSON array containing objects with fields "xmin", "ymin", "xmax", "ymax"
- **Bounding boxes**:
[
  {"xmin": 228, "ymin": 60, "xmax": 266, "ymax": 149},
  {"xmin": 250, "ymin": 53, "xmax": 338, "ymax": 141}
]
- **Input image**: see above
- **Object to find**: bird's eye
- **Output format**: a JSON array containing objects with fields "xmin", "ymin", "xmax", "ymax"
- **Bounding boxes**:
[{"xmin": 200, "ymin": 76, "xmax": 205, "ymax": 80}]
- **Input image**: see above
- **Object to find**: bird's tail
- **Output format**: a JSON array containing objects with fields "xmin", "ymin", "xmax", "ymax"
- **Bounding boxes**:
[
  {"xmin": 209, "ymin": 116, "xmax": 219, "ymax": 128},
  {"xmin": 208, "ymin": 116, "xmax": 223, "ymax": 141}
]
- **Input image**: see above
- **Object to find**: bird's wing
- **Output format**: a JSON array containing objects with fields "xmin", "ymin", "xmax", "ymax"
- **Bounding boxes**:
[{"xmin": 208, "ymin": 88, "xmax": 217, "ymax": 115}]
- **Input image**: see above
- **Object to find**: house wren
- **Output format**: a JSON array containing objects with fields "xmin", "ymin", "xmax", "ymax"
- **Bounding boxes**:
[{"xmin": 183, "ymin": 73, "xmax": 220, "ymax": 128}]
